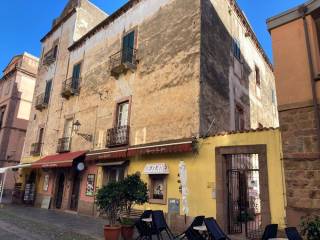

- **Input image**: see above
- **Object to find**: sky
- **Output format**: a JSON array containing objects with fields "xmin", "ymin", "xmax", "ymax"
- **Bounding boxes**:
[{"xmin": 0, "ymin": 0, "xmax": 307, "ymax": 72}]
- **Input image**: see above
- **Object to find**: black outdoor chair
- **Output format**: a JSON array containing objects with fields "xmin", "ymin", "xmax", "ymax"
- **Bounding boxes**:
[
  {"xmin": 152, "ymin": 210, "xmax": 175, "ymax": 240},
  {"xmin": 285, "ymin": 227, "xmax": 303, "ymax": 240},
  {"xmin": 135, "ymin": 210, "xmax": 155, "ymax": 240},
  {"xmin": 176, "ymin": 216, "xmax": 205, "ymax": 240},
  {"xmin": 261, "ymin": 224, "xmax": 278, "ymax": 240},
  {"xmin": 204, "ymin": 218, "xmax": 231, "ymax": 240}
]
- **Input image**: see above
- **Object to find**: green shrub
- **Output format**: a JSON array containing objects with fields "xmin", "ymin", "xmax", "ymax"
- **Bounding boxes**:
[
  {"xmin": 96, "ymin": 181, "xmax": 124, "ymax": 225},
  {"xmin": 122, "ymin": 173, "xmax": 148, "ymax": 217},
  {"xmin": 300, "ymin": 215, "xmax": 320, "ymax": 240}
]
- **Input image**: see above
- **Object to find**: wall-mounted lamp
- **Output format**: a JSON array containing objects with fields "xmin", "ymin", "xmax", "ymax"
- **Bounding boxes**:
[{"xmin": 73, "ymin": 120, "xmax": 93, "ymax": 142}]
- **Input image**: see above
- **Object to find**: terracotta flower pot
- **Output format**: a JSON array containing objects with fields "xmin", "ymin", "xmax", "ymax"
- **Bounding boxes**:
[
  {"xmin": 121, "ymin": 225, "xmax": 135, "ymax": 240},
  {"xmin": 104, "ymin": 225, "xmax": 121, "ymax": 240}
]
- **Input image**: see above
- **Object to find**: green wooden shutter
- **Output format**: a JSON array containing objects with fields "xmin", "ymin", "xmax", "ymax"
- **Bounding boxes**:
[
  {"xmin": 72, "ymin": 63, "xmax": 81, "ymax": 90},
  {"xmin": 122, "ymin": 31, "xmax": 135, "ymax": 63},
  {"xmin": 44, "ymin": 80, "xmax": 52, "ymax": 104}
]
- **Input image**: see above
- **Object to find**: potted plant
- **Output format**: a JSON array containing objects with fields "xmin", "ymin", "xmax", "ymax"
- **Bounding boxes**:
[
  {"xmin": 301, "ymin": 215, "xmax": 320, "ymax": 240},
  {"xmin": 121, "ymin": 174, "xmax": 148, "ymax": 240},
  {"xmin": 96, "ymin": 181, "xmax": 124, "ymax": 240}
]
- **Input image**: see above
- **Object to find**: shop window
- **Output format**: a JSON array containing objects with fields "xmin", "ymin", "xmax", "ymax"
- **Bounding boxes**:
[
  {"xmin": 103, "ymin": 166, "xmax": 125, "ymax": 184},
  {"xmin": 149, "ymin": 175, "xmax": 167, "ymax": 204}
]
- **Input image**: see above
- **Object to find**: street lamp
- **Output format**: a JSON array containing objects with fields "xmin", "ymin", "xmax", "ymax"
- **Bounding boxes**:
[{"xmin": 73, "ymin": 120, "xmax": 93, "ymax": 142}]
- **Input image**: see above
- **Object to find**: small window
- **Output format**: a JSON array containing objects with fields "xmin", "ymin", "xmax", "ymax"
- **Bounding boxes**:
[
  {"xmin": 149, "ymin": 175, "xmax": 167, "ymax": 204},
  {"xmin": 0, "ymin": 106, "xmax": 6, "ymax": 129},
  {"xmin": 235, "ymin": 105, "xmax": 245, "ymax": 131},
  {"xmin": 255, "ymin": 66, "xmax": 261, "ymax": 87},
  {"xmin": 232, "ymin": 39, "xmax": 241, "ymax": 61},
  {"xmin": 271, "ymin": 89, "xmax": 276, "ymax": 104}
]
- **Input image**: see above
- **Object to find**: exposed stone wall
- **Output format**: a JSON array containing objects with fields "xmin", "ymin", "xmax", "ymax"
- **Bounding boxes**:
[
  {"xmin": 200, "ymin": 0, "xmax": 232, "ymax": 135},
  {"xmin": 199, "ymin": 0, "xmax": 278, "ymax": 136},
  {"xmin": 280, "ymin": 106, "xmax": 320, "ymax": 225},
  {"xmin": 66, "ymin": 0, "xmax": 201, "ymax": 149}
]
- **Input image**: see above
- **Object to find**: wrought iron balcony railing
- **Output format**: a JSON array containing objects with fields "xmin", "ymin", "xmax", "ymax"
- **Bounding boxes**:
[
  {"xmin": 61, "ymin": 77, "xmax": 81, "ymax": 99},
  {"xmin": 30, "ymin": 142, "xmax": 43, "ymax": 156},
  {"xmin": 57, "ymin": 137, "xmax": 71, "ymax": 153},
  {"xmin": 42, "ymin": 48, "xmax": 56, "ymax": 66},
  {"xmin": 106, "ymin": 125, "xmax": 130, "ymax": 148},
  {"xmin": 110, "ymin": 48, "xmax": 137, "ymax": 77},
  {"xmin": 35, "ymin": 93, "xmax": 49, "ymax": 111}
]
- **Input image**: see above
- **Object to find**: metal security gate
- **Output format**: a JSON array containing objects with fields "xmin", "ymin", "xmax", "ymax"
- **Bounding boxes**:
[{"xmin": 227, "ymin": 154, "xmax": 262, "ymax": 239}]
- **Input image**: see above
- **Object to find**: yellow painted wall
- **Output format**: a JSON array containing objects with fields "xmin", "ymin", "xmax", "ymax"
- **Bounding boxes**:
[{"xmin": 118, "ymin": 129, "xmax": 287, "ymax": 228}]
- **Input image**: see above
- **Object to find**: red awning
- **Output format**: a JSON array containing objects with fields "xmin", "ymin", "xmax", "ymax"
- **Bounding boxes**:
[
  {"xmin": 32, "ymin": 151, "xmax": 86, "ymax": 169},
  {"xmin": 85, "ymin": 148, "xmax": 128, "ymax": 162},
  {"xmin": 127, "ymin": 139, "xmax": 194, "ymax": 157}
]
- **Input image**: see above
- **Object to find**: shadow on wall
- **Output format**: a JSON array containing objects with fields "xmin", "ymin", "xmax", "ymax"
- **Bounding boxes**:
[{"xmin": 200, "ymin": 0, "xmax": 252, "ymax": 136}]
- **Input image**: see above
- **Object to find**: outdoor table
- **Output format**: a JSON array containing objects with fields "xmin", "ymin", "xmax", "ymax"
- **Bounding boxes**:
[
  {"xmin": 193, "ymin": 225, "xmax": 207, "ymax": 232},
  {"xmin": 142, "ymin": 217, "xmax": 152, "ymax": 223}
]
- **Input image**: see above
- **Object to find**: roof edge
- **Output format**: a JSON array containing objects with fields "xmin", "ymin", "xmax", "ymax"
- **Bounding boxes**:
[{"xmin": 267, "ymin": 0, "xmax": 320, "ymax": 32}]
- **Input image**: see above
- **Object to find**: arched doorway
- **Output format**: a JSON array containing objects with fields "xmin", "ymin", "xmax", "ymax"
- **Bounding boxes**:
[{"xmin": 55, "ymin": 173, "xmax": 65, "ymax": 209}]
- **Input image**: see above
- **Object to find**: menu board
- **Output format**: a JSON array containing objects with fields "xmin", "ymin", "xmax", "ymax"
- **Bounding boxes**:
[{"xmin": 24, "ymin": 183, "xmax": 36, "ymax": 203}]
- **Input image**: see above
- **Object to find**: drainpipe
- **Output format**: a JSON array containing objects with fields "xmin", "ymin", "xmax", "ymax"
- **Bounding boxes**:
[{"xmin": 299, "ymin": 5, "xmax": 320, "ymax": 152}]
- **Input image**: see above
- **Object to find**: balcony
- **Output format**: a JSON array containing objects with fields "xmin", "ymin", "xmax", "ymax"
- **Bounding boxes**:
[
  {"xmin": 57, "ymin": 137, "xmax": 71, "ymax": 153},
  {"xmin": 110, "ymin": 48, "xmax": 137, "ymax": 77},
  {"xmin": 106, "ymin": 125, "xmax": 130, "ymax": 148},
  {"xmin": 35, "ymin": 93, "xmax": 48, "ymax": 111},
  {"xmin": 30, "ymin": 142, "xmax": 42, "ymax": 156},
  {"xmin": 61, "ymin": 77, "xmax": 81, "ymax": 99},
  {"xmin": 42, "ymin": 48, "xmax": 56, "ymax": 66}
]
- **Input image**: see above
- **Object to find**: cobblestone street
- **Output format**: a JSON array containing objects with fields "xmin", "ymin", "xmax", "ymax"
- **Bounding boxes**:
[{"xmin": 0, "ymin": 204, "xmax": 105, "ymax": 240}]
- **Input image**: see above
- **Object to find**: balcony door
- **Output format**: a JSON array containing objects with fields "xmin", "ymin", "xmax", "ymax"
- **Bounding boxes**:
[
  {"xmin": 44, "ymin": 80, "xmax": 52, "ymax": 104},
  {"xmin": 122, "ymin": 31, "xmax": 135, "ymax": 64},
  {"xmin": 71, "ymin": 63, "xmax": 81, "ymax": 91},
  {"xmin": 61, "ymin": 119, "xmax": 73, "ymax": 151},
  {"xmin": 117, "ymin": 101, "xmax": 129, "ymax": 128}
]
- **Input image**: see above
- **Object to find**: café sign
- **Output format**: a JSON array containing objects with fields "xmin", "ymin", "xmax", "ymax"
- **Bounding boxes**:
[{"xmin": 144, "ymin": 163, "xmax": 170, "ymax": 175}]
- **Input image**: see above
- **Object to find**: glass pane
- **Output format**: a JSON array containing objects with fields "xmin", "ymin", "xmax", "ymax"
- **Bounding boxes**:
[{"xmin": 152, "ymin": 177, "xmax": 164, "ymax": 200}]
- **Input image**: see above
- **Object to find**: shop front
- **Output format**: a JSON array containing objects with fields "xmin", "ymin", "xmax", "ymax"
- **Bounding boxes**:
[{"xmin": 28, "ymin": 150, "xmax": 96, "ymax": 214}]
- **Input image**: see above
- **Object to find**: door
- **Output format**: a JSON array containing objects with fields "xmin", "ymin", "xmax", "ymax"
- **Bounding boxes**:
[
  {"xmin": 55, "ymin": 173, "xmax": 65, "ymax": 209},
  {"xmin": 71, "ymin": 63, "xmax": 81, "ymax": 91},
  {"xmin": 69, "ymin": 171, "xmax": 81, "ymax": 211},
  {"xmin": 122, "ymin": 31, "xmax": 135, "ymax": 63},
  {"xmin": 44, "ymin": 80, "xmax": 52, "ymax": 104},
  {"xmin": 227, "ymin": 154, "xmax": 262, "ymax": 239}
]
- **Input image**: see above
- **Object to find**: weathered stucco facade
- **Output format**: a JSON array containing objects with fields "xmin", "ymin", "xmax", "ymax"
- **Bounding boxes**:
[
  {"xmin": 0, "ymin": 52, "xmax": 38, "ymax": 201},
  {"xmin": 19, "ymin": 0, "xmax": 280, "ymax": 234},
  {"xmin": 268, "ymin": 0, "xmax": 320, "ymax": 226}
]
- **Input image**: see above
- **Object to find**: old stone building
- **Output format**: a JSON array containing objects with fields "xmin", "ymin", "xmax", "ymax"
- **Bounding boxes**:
[
  {"xmin": 0, "ymin": 52, "xmax": 39, "ymax": 202},
  {"xmin": 18, "ymin": 0, "xmax": 281, "ymax": 236},
  {"xmin": 267, "ymin": 0, "xmax": 320, "ymax": 226}
]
